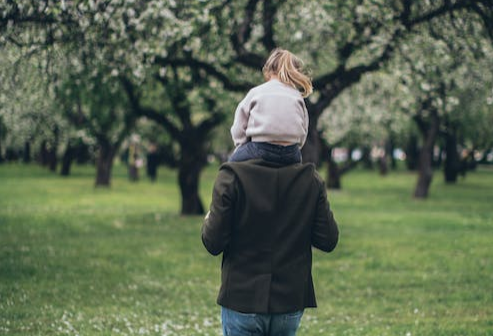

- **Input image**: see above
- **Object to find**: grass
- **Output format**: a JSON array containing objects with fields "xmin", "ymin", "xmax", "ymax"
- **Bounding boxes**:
[{"xmin": 0, "ymin": 163, "xmax": 492, "ymax": 336}]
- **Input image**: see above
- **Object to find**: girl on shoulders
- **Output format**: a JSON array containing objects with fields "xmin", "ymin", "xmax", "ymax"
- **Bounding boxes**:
[{"xmin": 229, "ymin": 48, "xmax": 313, "ymax": 164}]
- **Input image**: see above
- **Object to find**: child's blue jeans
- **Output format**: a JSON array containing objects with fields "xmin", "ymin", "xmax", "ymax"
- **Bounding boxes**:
[
  {"xmin": 229, "ymin": 142, "xmax": 302, "ymax": 165},
  {"xmin": 221, "ymin": 306, "xmax": 304, "ymax": 336}
]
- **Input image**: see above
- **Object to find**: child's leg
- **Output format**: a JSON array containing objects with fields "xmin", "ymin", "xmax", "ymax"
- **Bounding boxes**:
[
  {"xmin": 254, "ymin": 143, "xmax": 302, "ymax": 165},
  {"xmin": 283, "ymin": 145, "xmax": 302, "ymax": 164},
  {"xmin": 228, "ymin": 142, "xmax": 262, "ymax": 162}
]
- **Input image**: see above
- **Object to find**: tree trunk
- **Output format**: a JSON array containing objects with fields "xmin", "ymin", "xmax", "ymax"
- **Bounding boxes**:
[
  {"xmin": 23, "ymin": 141, "xmax": 31, "ymax": 164},
  {"xmin": 48, "ymin": 148, "xmax": 57, "ymax": 172},
  {"xmin": 40, "ymin": 140, "xmax": 49, "ymax": 166},
  {"xmin": 61, "ymin": 141, "xmax": 75, "ymax": 176},
  {"xmin": 414, "ymin": 148, "xmax": 433, "ymax": 198},
  {"xmin": 48, "ymin": 126, "xmax": 60, "ymax": 172},
  {"xmin": 5, "ymin": 148, "xmax": 18, "ymax": 161},
  {"xmin": 361, "ymin": 146, "xmax": 373, "ymax": 170},
  {"xmin": 75, "ymin": 141, "xmax": 92, "ymax": 164},
  {"xmin": 466, "ymin": 150, "xmax": 477, "ymax": 171},
  {"xmin": 301, "ymin": 114, "xmax": 322, "ymax": 166},
  {"xmin": 325, "ymin": 147, "xmax": 341, "ymax": 189},
  {"xmin": 387, "ymin": 136, "xmax": 397, "ymax": 170},
  {"xmin": 0, "ymin": 141, "xmax": 4, "ymax": 164},
  {"xmin": 146, "ymin": 151, "xmax": 159, "ymax": 182},
  {"xmin": 405, "ymin": 134, "xmax": 419, "ymax": 171},
  {"xmin": 379, "ymin": 155, "xmax": 388, "ymax": 176},
  {"xmin": 178, "ymin": 153, "xmax": 205, "ymax": 215},
  {"xmin": 414, "ymin": 110, "xmax": 439, "ymax": 199},
  {"xmin": 327, "ymin": 159, "xmax": 341, "ymax": 189},
  {"xmin": 443, "ymin": 132, "xmax": 460, "ymax": 183},
  {"xmin": 127, "ymin": 144, "xmax": 139, "ymax": 182},
  {"xmin": 95, "ymin": 142, "xmax": 116, "ymax": 187},
  {"xmin": 378, "ymin": 139, "xmax": 391, "ymax": 175},
  {"xmin": 478, "ymin": 149, "xmax": 492, "ymax": 164}
]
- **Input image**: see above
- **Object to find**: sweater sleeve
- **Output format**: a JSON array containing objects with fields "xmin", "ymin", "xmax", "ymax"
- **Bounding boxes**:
[
  {"xmin": 202, "ymin": 168, "xmax": 237, "ymax": 256},
  {"xmin": 230, "ymin": 92, "xmax": 252, "ymax": 147},
  {"xmin": 311, "ymin": 173, "xmax": 339, "ymax": 252},
  {"xmin": 300, "ymin": 101, "xmax": 309, "ymax": 148}
]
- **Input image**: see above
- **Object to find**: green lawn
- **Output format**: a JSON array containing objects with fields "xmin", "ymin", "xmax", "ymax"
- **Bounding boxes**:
[{"xmin": 0, "ymin": 163, "xmax": 492, "ymax": 336}]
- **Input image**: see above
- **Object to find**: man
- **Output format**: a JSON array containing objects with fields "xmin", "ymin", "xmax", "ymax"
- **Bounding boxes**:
[{"xmin": 202, "ymin": 159, "xmax": 339, "ymax": 336}]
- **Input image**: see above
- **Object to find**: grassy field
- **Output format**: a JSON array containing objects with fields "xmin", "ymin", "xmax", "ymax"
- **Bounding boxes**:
[{"xmin": 0, "ymin": 163, "xmax": 492, "ymax": 336}]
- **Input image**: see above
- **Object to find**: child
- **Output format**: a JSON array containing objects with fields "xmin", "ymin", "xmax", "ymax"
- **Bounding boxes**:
[{"xmin": 229, "ymin": 48, "xmax": 313, "ymax": 164}]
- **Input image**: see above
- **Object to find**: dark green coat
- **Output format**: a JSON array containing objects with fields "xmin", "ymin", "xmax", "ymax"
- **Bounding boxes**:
[{"xmin": 202, "ymin": 160, "xmax": 339, "ymax": 314}]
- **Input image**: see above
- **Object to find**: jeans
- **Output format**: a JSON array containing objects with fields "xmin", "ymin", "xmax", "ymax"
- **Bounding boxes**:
[
  {"xmin": 229, "ymin": 142, "xmax": 302, "ymax": 165},
  {"xmin": 221, "ymin": 307, "xmax": 304, "ymax": 336}
]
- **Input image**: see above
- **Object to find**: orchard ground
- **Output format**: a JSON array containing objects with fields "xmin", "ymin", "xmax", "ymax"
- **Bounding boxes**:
[{"xmin": 0, "ymin": 163, "xmax": 492, "ymax": 336}]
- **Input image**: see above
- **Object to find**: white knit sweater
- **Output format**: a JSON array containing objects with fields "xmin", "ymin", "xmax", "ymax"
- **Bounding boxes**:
[{"xmin": 230, "ymin": 79, "xmax": 309, "ymax": 148}]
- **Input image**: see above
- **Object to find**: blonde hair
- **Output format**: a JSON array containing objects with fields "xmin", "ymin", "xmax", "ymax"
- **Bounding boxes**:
[{"xmin": 262, "ymin": 48, "xmax": 313, "ymax": 98}]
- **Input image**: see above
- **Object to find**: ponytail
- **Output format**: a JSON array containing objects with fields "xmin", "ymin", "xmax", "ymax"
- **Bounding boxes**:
[{"xmin": 262, "ymin": 48, "xmax": 313, "ymax": 98}]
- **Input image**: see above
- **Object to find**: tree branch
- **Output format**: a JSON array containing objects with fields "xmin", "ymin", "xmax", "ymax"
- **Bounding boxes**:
[
  {"xmin": 0, "ymin": 2, "xmax": 76, "ymax": 31},
  {"xmin": 120, "ymin": 76, "xmax": 183, "ymax": 141},
  {"xmin": 311, "ymin": 0, "xmax": 477, "ymax": 114},
  {"xmin": 231, "ymin": 0, "xmax": 259, "ymax": 54},
  {"xmin": 400, "ymin": 0, "xmax": 413, "ymax": 28},
  {"xmin": 314, "ymin": 27, "xmax": 402, "ymax": 113},
  {"xmin": 229, "ymin": 0, "xmax": 266, "ymax": 69},
  {"xmin": 154, "ymin": 56, "xmax": 254, "ymax": 92},
  {"xmin": 471, "ymin": 1, "xmax": 493, "ymax": 42},
  {"xmin": 406, "ymin": 0, "xmax": 482, "ymax": 27},
  {"xmin": 163, "ymin": 67, "xmax": 192, "ymax": 131},
  {"xmin": 197, "ymin": 96, "xmax": 226, "ymax": 135},
  {"xmin": 261, "ymin": 0, "xmax": 278, "ymax": 51}
]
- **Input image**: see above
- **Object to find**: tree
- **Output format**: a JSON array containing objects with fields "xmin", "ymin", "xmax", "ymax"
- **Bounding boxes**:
[
  {"xmin": 319, "ymin": 71, "xmax": 412, "ymax": 188},
  {"xmin": 3, "ymin": 0, "xmax": 492, "ymax": 203},
  {"xmin": 443, "ymin": 61, "xmax": 493, "ymax": 179},
  {"xmin": 0, "ymin": 115, "xmax": 6, "ymax": 163},
  {"xmin": 122, "ymin": 69, "xmax": 226, "ymax": 214},
  {"xmin": 0, "ymin": 0, "xmax": 180, "ymax": 186},
  {"xmin": 157, "ymin": 0, "xmax": 493, "ymax": 167},
  {"xmin": 0, "ymin": 47, "xmax": 69, "ymax": 169},
  {"xmin": 392, "ymin": 17, "xmax": 493, "ymax": 198},
  {"xmin": 1, "ymin": 0, "xmax": 230, "ymax": 205},
  {"xmin": 58, "ymin": 63, "xmax": 136, "ymax": 186}
]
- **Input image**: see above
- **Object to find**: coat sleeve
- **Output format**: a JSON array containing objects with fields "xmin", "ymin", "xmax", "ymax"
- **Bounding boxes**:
[
  {"xmin": 300, "ymin": 101, "xmax": 309, "ymax": 148},
  {"xmin": 230, "ymin": 92, "xmax": 252, "ymax": 147},
  {"xmin": 202, "ymin": 168, "xmax": 237, "ymax": 256},
  {"xmin": 311, "ymin": 174, "xmax": 339, "ymax": 252}
]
